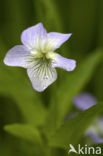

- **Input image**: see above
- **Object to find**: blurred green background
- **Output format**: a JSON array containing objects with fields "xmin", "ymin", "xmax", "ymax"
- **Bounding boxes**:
[{"xmin": 0, "ymin": 0, "xmax": 103, "ymax": 156}]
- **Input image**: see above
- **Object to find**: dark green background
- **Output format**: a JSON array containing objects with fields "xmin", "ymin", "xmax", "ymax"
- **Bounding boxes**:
[{"xmin": 0, "ymin": 0, "xmax": 103, "ymax": 156}]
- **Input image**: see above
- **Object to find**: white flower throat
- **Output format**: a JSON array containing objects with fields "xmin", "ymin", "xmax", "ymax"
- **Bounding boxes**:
[{"xmin": 33, "ymin": 48, "xmax": 55, "ymax": 61}]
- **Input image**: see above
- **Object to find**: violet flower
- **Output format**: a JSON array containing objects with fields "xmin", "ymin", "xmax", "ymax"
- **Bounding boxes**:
[
  {"xmin": 4, "ymin": 23, "xmax": 76, "ymax": 92},
  {"xmin": 73, "ymin": 93, "xmax": 97, "ymax": 111},
  {"xmin": 85, "ymin": 118, "xmax": 103, "ymax": 143},
  {"xmin": 73, "ymin": 93, "xmax": 103, "ymax": 143}
]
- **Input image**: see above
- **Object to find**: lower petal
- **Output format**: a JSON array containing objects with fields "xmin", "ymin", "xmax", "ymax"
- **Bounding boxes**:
[
  {"xmin": 27, "ymin": 59, "xmax": 57, "ymax": 92},
  {"xmin": 4, "ymin": 45, "xmax": 30, "ymax": 68},
  {"xmin": 52, "ymin": 54, "xmax": 76, "ymax": 71}
]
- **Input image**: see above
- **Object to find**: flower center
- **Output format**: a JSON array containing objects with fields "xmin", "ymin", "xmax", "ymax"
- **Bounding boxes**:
[{"xmin": 34, "ymin": 49, "xmax": 55, "ymax": 61}]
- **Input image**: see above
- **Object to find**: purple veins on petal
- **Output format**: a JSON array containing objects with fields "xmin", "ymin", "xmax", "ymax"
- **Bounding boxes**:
[
  {"xmin": 4, "ymin": 22, "xmax": 76, "ymax": 92},
  {"xmin": 27, "ymin": 59, "xmax": 57, "ymax": 92}
]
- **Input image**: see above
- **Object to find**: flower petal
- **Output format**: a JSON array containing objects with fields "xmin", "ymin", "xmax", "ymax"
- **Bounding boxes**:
[
  {"xmin": 73, "ymin": 93, "xmax": 97, "ymax": 111},
  {"xmin": 52, "ymin": 54, "xmax": 76, "ymax": 71},
  {"xmin": 86, "ymin": 131, "xmax": 103, "ymax": 143},
  {"xmin": 21, "ymin": 23, "xmax": 47, "ymax": 50},
  {"xmin": 27, "ymin": 59, "xmax": 57, "ymax": 92},
  {"xmin": 46, "ymin": 32, "xmax": 72, "ymax": 51},
  {"xmin": 85, "ymin": 118, "xmax": 103, "ymax": 143},
  {"xmin": 89, "ymin": 132, "xmax": 103, "ymax": 143},
  {"xmin": 4, "ymin": 45, "xmax": 30, "ymax": 68},
  {"xmin": 86, "ymin": 124, "xmax": 103, "ymax": 144}
]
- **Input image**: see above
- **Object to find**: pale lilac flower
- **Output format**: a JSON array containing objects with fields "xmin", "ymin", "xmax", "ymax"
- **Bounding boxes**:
[
  {"xmin": 73, "ymin": 93, "xmax": 97, "ymax": 111},
  {"xmin": 73, "ymin": 93, "xmax": 103, "ymax": 143},
  {"xmin": 4, "ymin": 23, "xmax": 76, "ymax": 92},
  {"xmin": 85, "ymin": 118, "xmax": 103, "ymax": 143}
]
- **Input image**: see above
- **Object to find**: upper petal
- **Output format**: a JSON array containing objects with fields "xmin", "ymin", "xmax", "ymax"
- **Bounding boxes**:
[
  {"xmin": 4, "ymin": 45, "xmax": 30, "ymax": 68},
  {"xmin": 52, "ymin": 54, "xmax": 76, "ymax": 71},
  {"xmin": 46, "ymin": 32, "xmax": 72, "ymax": 51},
  {"xmin": 21, "ymin": 23, "xmax": 47, "ymax": 50},
  {"xmin": 27, "ymin": 59, "xmax": 57, "ymax": 92}
]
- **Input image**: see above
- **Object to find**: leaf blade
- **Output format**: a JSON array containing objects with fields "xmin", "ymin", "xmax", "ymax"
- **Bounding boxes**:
[
  {"xmin": 4, "ymin": 124, "xmax": 42, "ymax": 144},
  {"xmin": 49, "ymin": 102, "xmax": 103, "ymax": 149}
]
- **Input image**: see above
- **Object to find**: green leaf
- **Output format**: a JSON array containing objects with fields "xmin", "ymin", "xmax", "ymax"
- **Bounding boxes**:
[
  {"xmin": 44, "ymin": 50, "xmax": 103, "ymax": 138},
  {"xmin": 58, "ymin": 50, "xmax": 103, "ymax": 122},
  {"xmin": 4, "ymin": 124, "xmax": 42, "ymax": 144},
  {"xmin": 49, "ymin": 102, "xmax": 103, "ymax": 149},
  {"xmin": 4, "ymin": 124, "xmax": 51, "ymax": 156},
  {"xmin": 0, "ymin": 64, "xmax": 47, "ymax": 126}
]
